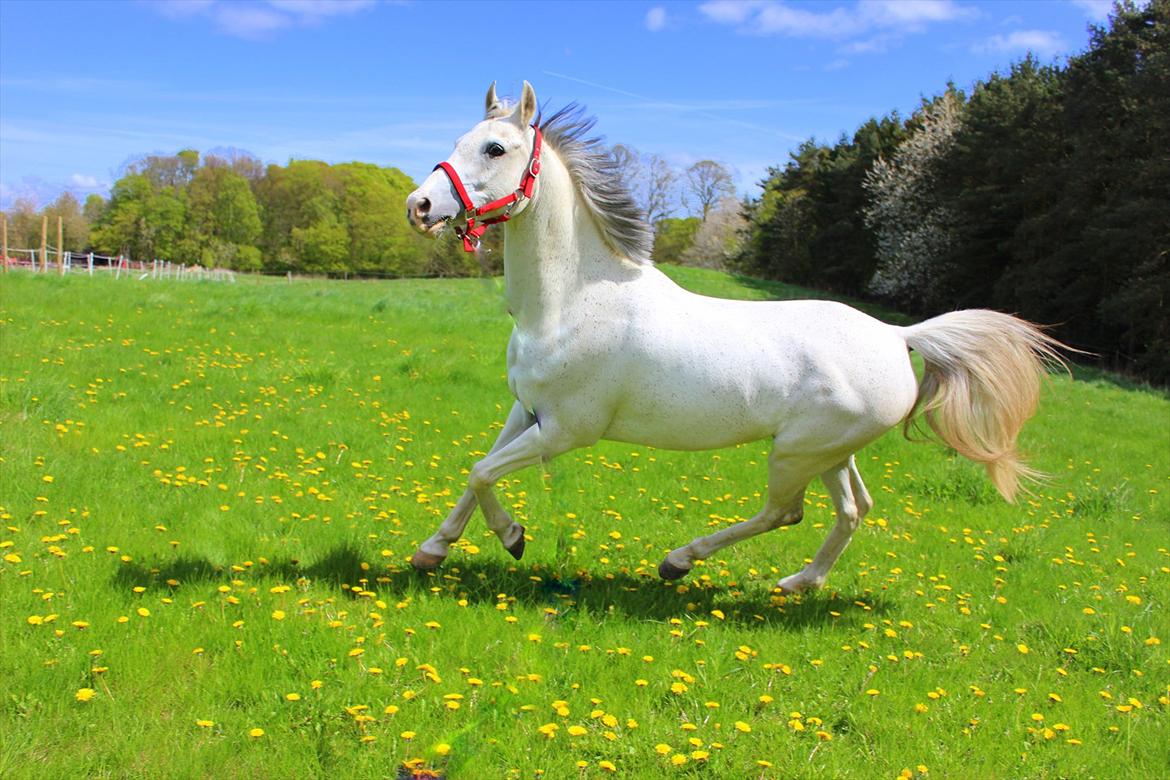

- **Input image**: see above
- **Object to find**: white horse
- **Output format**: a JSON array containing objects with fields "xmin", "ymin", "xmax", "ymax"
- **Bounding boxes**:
[{"xmin": 405, "ymin": 81, "xmax": 1063, "ymax": 593}]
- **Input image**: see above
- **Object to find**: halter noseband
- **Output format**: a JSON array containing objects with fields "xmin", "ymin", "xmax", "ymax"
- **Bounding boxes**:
[{"xmin": 432, "ymin": 125, "xmax": 543, "ymax": 253}]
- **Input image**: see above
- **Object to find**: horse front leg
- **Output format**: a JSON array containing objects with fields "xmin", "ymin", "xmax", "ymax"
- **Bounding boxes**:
[
  {"xmin": 465, "ymin": 421, "xmax": 574, "ymax": 559},
  {"xmin": 412, "ymin": 401, "xmax": 535, "ymax": 570}
]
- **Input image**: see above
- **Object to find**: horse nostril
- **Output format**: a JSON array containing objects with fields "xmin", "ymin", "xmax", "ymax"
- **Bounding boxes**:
[{"xmin": 415, "ymin": 197, "xmax": 431, "ymax": 218}]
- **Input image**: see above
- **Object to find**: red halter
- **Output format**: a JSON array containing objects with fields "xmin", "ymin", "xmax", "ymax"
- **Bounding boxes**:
[{"xmin": 433, "ymin": 125, "xmax": 543, "ymax": 253}]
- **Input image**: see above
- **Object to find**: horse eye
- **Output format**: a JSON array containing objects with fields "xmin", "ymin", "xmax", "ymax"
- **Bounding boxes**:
[{"xmin": 486, "ymin": 142, "xmax": 506, "ymax": 158}]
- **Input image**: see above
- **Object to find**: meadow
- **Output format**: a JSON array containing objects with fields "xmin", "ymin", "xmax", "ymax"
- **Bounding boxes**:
[{"xmin": 1, "ymin": 267, "xmax": 1166, "ymax": 779}]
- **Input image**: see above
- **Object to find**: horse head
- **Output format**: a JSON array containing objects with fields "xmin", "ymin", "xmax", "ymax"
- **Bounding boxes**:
[{"xmin": 406, "ymin": 81, "xmax": 540, "ymax": 244}]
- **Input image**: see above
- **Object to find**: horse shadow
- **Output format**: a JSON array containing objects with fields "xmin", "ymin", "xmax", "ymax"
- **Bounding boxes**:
[{"xmin": 112, "ymin": 545, "xmax": 894, "ymax": 631}]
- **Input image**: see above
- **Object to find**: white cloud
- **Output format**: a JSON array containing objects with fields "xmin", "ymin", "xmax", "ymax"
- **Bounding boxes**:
[
  {"xmin": 645, "ymin": 6, "xmax": 668, "ymax": 32},
  {"xmin": 975, "ymin": 29, "xmax": 1066, "ymax": 57},
  {"xmin": 147, "ymin": 0, "xmax": 376, "ymax": 39},
  {"xmin": 212, "ymin": 4, "xmax": 291, "ymax": 38},
  {"xmin": 1071, "ymin": 0, "xmax": 1113, "ymax": 22},
  {"xmin": 698, "ymin": 0, "xmax": 764, "ymax": 25},
  {"xmin": 70, "ymin": 173, "xmax": 103, "ymax": 188},
  {"xmin": 698, "ymin": 0, "xmax": 975, "ymax": 44}
]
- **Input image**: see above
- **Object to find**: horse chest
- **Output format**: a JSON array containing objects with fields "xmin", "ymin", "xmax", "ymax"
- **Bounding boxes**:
[{"xmin": 505, "ymin": 323, "xmax": 612, "ymax": 412}]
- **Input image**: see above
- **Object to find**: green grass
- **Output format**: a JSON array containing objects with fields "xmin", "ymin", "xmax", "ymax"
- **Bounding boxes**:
[{"xmin": 1, "ymin": 267, "xmax": 1166, "ymax": 780}]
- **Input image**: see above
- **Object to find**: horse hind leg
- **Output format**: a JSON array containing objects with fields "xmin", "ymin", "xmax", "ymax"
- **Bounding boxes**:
[
  {"xmin": 658, "ymin": 452, "xmax": 814, "ymax": 581},
  {"xmin": 777, "ymin": 455, "xmax": 870, "ymax": 593}
]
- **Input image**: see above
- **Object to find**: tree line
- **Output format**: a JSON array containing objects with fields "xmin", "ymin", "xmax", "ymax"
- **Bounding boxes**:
[
  {"xmin": 732, "ymin": 0, "xmax": 1168, "ymax": 382},
  {"xmin": 5, "ymin": 149, "xmax": 481, "ymax": 278}
]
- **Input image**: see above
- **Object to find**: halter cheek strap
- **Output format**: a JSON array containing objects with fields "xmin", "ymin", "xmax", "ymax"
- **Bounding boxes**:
[{"xmin": 432, "ymin": 125, "xmax": 543, "ymax": 253}]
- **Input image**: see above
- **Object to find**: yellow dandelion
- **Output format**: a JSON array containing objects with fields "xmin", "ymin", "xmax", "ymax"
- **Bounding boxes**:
[
  {"xmin": 248, "ymin": 728, "xmax": 264, "ymax": 738},
  {"xmin": 196, "ymin": 719, "xmax": 214, "ymax": 728},
  {"xmin": 734, "ymin": 721, "xmax": 752, "ymax": 733},
  {"xmin": 670, "ymin": 754, "xmax": 688, "ymax": 766},
  {"xmin": 285, "ymin": 693, "xmax": 301, "ymax": 701},
  {"xmin": 75, "ymin": 688, "xmax": 96, "ymax": 702}
]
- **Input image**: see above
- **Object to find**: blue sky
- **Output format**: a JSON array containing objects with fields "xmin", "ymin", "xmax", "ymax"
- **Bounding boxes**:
[{"xmin": 0, "ymin": 0, "xmax": 1115, "ymax": 211}]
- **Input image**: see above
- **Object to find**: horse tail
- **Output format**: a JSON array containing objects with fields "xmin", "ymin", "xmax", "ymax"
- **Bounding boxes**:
[{"xmin": 900, "ymin": 310, "xmax": 1066, "ymax": 503}]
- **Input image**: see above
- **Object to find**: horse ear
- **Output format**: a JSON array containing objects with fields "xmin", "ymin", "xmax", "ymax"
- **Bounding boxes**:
[
  {"xmin": 512, "ymin": 80, "xmax": 537, "ymax": 127},
  {"xmin": 484, "ymin": 81, "xmax": 503, "ymax": 119}
]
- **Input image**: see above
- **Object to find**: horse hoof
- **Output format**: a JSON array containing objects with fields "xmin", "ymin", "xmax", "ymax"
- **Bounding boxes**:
[
  {"xmin": 776, "ymin": 573, "xmax": 822, "ymax": 593},
  {"xmin": 505, "ymin": 525, "xmax": 526, "ymax": 560},
  {"xmin": 658, "ymin": 559, "xmax": 690, "ymax": 581},
  {"xmin": 411, "ymin": 550, "xmax": 446, "ymax": 571}
]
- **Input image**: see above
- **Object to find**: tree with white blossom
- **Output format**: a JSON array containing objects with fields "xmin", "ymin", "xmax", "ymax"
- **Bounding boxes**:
[{"xmin": 864, "ymin": 90, "xmax": 964, "ymax": 308}]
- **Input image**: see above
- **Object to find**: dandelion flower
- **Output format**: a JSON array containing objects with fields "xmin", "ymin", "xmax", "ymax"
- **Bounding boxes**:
[
  {"xmin": 248, "ymin": 728, "xmax": 265, "ymax": 738},
  {"xmin": 75, "ymin": 688, "xmax": 96, "ymax": 702}
]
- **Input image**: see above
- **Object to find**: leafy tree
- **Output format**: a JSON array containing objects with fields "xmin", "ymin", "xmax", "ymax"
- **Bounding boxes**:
[
  {"xmin": 90, "ymin": 173, "xmax": 187, "ymax": 260},
  {"xmin": 737, "ymin": 114, "xmax": 904, "ymax": 294},
  {"xmin": 6, "ymin": 198, "xmax": 42, "ymax": 252},
  {"xmin": 651, "ymin": 217, "xmax": 701, "ymax": 264},
  {"xmin": 40, "ymin": 193, "xmax": 90, "ymax": 253},
  {"xmin": 998, "ymin": 0, "xmax": 1169, "ymax": 379},
  {"xmin": 83, "ymin": 194, "xmax": 107, "ymax": 228},
  {"xmin": 187, "ymin": 162, "xmax": 263, "ymax": 269},
  {"xmin": 682, "ymin": 196, "xmax": 748, "ymax": 269}
]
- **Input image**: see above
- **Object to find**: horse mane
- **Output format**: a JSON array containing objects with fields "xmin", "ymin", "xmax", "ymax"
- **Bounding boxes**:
[{"xmin": 536, "ymin": 104, "xmax": 654, "ymax": 264}]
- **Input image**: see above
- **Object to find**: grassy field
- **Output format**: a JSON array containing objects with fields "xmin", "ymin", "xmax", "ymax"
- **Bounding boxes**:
[{"xmin": 1, "ymin": 267, "xmax": 1166, "ymax": 779}]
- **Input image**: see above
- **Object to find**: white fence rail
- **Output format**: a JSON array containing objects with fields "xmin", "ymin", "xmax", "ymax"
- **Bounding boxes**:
[{"xmin": 2, "ymin": 247, "xmax": 236, "ymax": 282}]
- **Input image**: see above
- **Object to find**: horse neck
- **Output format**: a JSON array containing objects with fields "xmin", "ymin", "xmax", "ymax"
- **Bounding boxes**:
[{"xmin": 503, "ymin": 147, "xmax": 624, "ymax": 332}]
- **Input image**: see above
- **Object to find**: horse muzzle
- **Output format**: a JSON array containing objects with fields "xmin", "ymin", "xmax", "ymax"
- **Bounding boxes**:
[{"xmin": 405, "ymin": 192, "xmax": 453, "ymax": 237}]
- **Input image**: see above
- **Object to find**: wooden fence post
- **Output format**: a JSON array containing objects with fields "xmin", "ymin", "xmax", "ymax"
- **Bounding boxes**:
[
  {"xmin": 41, "ymin": 216, "xmax": 48, "ymax": 272},
  {"xmin": 57, "ymin": 217, "xmax": 64, "ymax": 275},
  {"xmin": 1, "ymin": 213, "xmax": 7, "ymax": 273},
  {"xmin": 89, "ymin": 252, "xmax": 94, "ymax": 276}
]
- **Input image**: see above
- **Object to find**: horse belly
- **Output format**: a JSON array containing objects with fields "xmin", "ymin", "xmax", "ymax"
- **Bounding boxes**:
[{"xmin": 602, "ymin": 362, "xmax": 783, "ymax": 450}]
